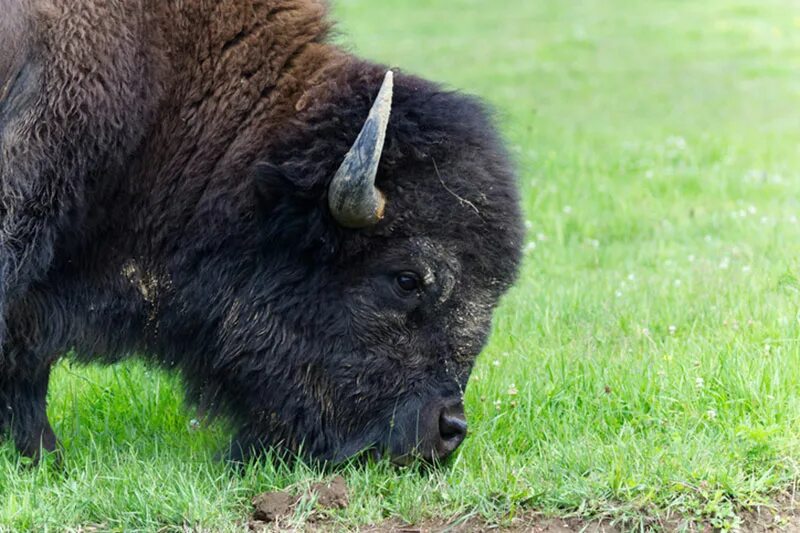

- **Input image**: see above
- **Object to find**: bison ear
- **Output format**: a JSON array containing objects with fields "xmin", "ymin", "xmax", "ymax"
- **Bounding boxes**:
[{"xmin": 251, "ymin": 160, "xmax": 338, "ymax": 258}]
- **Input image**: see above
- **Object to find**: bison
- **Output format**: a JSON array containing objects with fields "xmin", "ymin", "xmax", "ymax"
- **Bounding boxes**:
[{"xmin": 0, "ymin": 0, "xmax": 523, "ymax": 464}]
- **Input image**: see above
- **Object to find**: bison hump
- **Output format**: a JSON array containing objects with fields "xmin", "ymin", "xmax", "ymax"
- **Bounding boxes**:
[{"xmin": 0, "ymin": 0, "xmax": 42, "ymax": 131}]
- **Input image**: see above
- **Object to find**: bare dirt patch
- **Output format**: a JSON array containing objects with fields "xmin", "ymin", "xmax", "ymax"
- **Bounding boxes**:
[
  {"xmin": 251, "ymin": 491, "xmax": 296, "ymax": 523},
  {"xmin": 736, "ymin": 494, "xmax": 800, "ymax": 532},
  {"xmin": 357, "ymin": 516, "xmax": 622, "ymax": 533},
  {"xmin": 247, "ymin": 482, "xmax": 800, "ymax": 532},
  {"xmin": 249, "ymin": 475, "xmax": 350, "ymax": 530},
  {"xmin": 309, "ymin": 475, "xmax": 349, "ymax": 510},
  {"xmin": 353, "ymin": 503, "xmax": 800, "ymax": 533}
]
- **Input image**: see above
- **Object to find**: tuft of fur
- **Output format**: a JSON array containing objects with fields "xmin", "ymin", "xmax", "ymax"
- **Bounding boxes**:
[{"xmin": 0, "ymin": 0, "xmax": 523, "ymax": 461}]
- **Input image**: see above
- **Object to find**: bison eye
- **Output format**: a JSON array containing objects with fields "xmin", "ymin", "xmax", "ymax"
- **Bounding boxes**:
[{"xmin": 395, "ymin": 272, "xmax": 421, "ymax": 295}]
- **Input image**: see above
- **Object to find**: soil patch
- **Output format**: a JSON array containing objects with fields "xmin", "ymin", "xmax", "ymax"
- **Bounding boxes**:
[
  {"xmin": 357, "ymin": 516, "xmax": 622, "ymax": 532},
  {"xmin": 309, "ymin": 475, "xmax": 349, "ymax": 510},
  {"xmin": 252, "ymin": 491, "xmax": 296, "ymax": 523},
  {"xmin": 249, "ymin": 475, "xmax": 350, "ymax": 530},
  {"xmin": 248, "ymin": 484, "xmax": 800, "ymax": 532}
]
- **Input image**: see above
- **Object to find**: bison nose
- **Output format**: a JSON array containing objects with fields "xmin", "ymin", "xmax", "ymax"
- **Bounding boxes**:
[{"xmin": 435, "ymin": 401, "xmax": 467, "ymax": 458}]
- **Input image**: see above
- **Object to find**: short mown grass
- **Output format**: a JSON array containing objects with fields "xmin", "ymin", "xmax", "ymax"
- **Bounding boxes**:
[{"xmin": 2, "ymin": 0, "xmax": 800, "ymax": 530}]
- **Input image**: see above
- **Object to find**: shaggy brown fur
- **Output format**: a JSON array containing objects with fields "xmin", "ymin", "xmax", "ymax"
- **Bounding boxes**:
[{"xmin": 0, "ymin": 0, "xmax": 523, "ymax": 462}]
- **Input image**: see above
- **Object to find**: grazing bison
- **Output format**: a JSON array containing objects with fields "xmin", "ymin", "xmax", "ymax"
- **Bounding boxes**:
[{"xmin": 0, "ymin": 0, "xmax": 523, "ymax": 463}]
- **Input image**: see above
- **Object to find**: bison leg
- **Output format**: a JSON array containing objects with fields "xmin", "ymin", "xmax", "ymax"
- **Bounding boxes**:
[{"xmin": 0, "ymin": 367, "xmax": 57, "ymax": 459}]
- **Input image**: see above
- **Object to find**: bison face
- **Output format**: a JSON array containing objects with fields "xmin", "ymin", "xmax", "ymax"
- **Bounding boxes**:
[
  {"xmin": 224, "ymin": 70, "xmax": 523, "ymax": 464},
  {"xmin": 325, "ymin": 236, "xmax": 503, "ymax": 464}
]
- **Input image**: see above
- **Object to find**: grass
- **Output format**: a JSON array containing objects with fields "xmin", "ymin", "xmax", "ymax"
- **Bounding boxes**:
[{"xmin": 3, "ymin": 0, "xmax": 800, "ymax": 530}]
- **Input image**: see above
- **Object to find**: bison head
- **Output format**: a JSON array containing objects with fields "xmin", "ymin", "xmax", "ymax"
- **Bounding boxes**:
[{"xmin": 200, "ymin": 68, "xmax": 523, "ymax": 465}]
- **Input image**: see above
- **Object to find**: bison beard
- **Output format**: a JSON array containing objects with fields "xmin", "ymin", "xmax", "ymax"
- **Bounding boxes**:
[{"xmin": 0, "ymin": 0, "xmax": 524, "ymax": 464}]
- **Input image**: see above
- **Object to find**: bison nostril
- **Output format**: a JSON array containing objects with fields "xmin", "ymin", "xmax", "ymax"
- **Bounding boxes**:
[
  {"xmin": 438, "ymin": 402, "xmax": 467, "ymax": 443},
  {"xmin": 388, "ymin": 399, "xmax": 470, "ymax": 464}
]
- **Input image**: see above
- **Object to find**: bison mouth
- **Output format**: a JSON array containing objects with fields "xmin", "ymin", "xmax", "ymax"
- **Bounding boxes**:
[{"xmin": 328, "ymin": 396, "xmax": 468, "ymax": 466}]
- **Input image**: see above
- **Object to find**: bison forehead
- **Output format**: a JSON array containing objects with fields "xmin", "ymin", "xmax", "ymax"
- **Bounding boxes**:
[{"xmin": 395, "ymin": 236, "xmax": 498, "ymax": 346}]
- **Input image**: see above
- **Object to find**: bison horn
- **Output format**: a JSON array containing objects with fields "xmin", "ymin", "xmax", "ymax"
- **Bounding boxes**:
[{"xmin": 328, "ymin": 70, "xmax": 393, "ymax": 228}]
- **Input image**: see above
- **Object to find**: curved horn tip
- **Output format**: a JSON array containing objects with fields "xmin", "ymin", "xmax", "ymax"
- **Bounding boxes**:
[
  {"xmin": 372, "ymin": 71, "xmax": 394, "ymax": 117},
  {"xmin": 327, "ymin": 70, "xmax": 395, "ymax": 229}
]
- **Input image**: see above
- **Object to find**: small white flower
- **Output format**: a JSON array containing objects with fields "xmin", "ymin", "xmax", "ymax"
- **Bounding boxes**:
[
  {"xmin": 507, "ymin": 383, "xmax": 519, "ymax": 396},
  {"xmin": 494, "ymin": 400, "xmax": 502, "ymax": 410},
  {"xmin": 666, "ymin": 136, "xmax": 687, "ymax": 150},
  {"xmin": 668, "ymin": 325, "xmax": 677, "ymax": 335},
  {"xmin": 628, "ymin": 273, "xmax": 636, "ymax": 282},
  {"xmin": 695, "ymin": 377, "xmax": 705, "ymax": 389},
  {"xmin": 673, "ymin": 279, "xmax": 682, "ymax": 287},
  {"xmin": 687, "ymin": 255, "xmax": 695, "ymax": 262},
  {"xmin": 748, "ymin": 205, "xmax": 757, "ymax": 215},
  {"xmin": 189, "ymin": 419, "xmax": 201, "ymax": 431},
  {"xmin": 719, "ymin": 258, "xmax": 730, "ymax": 270},
  {"xmin": 492, "ymin": 360, "xmax": 501, "ymax": 367},
  {"xmin": 563, "ymin": 205, "xmax": 573, "ymax": 215},
  {"xmin": 742, "ymin": 265, "xmax": 751, "ymax": 273},
  {"xmin": 524, "ymin": 242, "xmax": 537, "ymax": 253},
  {"xmin": 615, "ymin": 290, "xmax": 623, "ymax": 298},
  {"xmin": 525, "ymin": 220, "xmax": 533, "ymax": 230},
  {"xmin": 706, "ymin": 409, "xmax": 717, "ymax": 420},
  {"xmin": 744, "ymin": 170, "xmax": 765, "ymax": 182},
  {"xmin": 536, "ymin": 232, "xmax": 548, "ymax": 242}
]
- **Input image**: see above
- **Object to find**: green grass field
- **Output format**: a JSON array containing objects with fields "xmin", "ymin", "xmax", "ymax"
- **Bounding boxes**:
[{"xmin": 3, "ymin": 0, "xmax": 800, "ymax": 530}]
